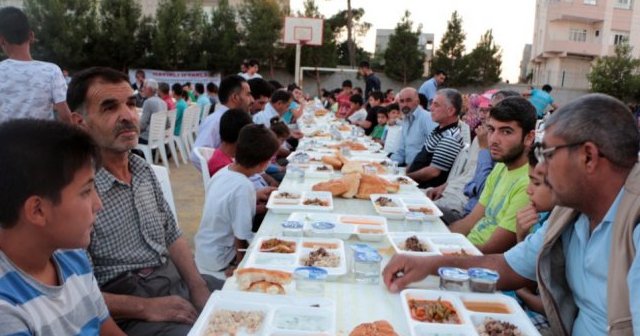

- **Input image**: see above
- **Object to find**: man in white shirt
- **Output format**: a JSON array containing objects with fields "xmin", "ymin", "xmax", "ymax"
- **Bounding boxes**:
[
  {"xmin": 252, "ymin": 90, "xmax": 293, "ymax": 127},
  {"xmin": 0, "ymin": 7, "xmax": 71, "ymax": 123},
  {"xmin": 240, "ymin": 59, "xmax": 262, "ymax": 80}
]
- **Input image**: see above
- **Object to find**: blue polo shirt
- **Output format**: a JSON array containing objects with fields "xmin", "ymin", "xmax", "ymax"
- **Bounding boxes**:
[
  {"xmin": 504, "ymin": 190, "xmax": 640, "ymax": 335},
  {"xmin": 390, "ymin": 106, "xmax": 436, "ymax": 166}
]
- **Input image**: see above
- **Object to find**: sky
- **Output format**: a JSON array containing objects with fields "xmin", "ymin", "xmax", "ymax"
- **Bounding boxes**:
[{"xmin": 289, "ymin": 0, "xmax": 537, "ymax": 83}]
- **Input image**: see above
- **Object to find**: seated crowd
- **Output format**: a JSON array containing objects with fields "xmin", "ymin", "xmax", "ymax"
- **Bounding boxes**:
[{"xmin": 1, "ymin": 5, "xmax": 639, "ymax": 336}]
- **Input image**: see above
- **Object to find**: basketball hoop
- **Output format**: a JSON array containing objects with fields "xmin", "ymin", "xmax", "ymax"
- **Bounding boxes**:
[{"xmin": 284, "ymin": 17, "xmax": 324, "ymax": 86}]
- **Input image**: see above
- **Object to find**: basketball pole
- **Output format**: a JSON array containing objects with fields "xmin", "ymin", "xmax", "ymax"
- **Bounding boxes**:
[{"xmin": 294, "ymin": 42, "xmax": 302, "ymax": 86}]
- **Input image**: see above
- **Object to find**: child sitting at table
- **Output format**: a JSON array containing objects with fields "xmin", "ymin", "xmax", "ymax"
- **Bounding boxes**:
[
  {"xmin": 207, "ymin": 108, "xmax": 253, "ymax": 177},
  {"xmin": 264, "ymin": 118, "xmax": 291, "ymax": 182},
  {"xmin": 195, "ymin": 124, "xmax": 281, "ymax": 278},
  {"xmin": 0, "ymin": 119, "xmax": 123, "ymax": 335},
  {"xmin": 347, "ymin": 94, "xmax": 367, "ymax": 125},
  {"xmin": 512, "ymin": 146, "xmax": 553, "ymax": 333},
  {"xmin": 382, "ymin": 103, "xmax": 403, "ymax": 156},
  {"xmin": 370, "ymin": 107, "xmax": 388, "ymax": 143}
]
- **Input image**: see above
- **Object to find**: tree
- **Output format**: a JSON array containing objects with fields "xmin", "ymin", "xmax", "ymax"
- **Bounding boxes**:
[
  {"xmin": 430, "ymin": 11, "xmax": 469, "ymax": 86},
  {"xmin": 182, "ymin": 1, "xmax": 208, "ymax": 69},
  {"xmin": 239, "ymin": 0, "xmax": 285, "ymax": 75},
  {"xmin": 587, "ymin": 42, "xmax": 640, "ymax": 100},
  {"xmin": 383, "ymin": 11, "xmax": 424, "ymax": 85},
  {"xmin": 466, "ymin": 29, "xmax": 502, "ymax": 85},
  {"xmin": 152, "ymin": 0, "xmax": 191, "ymax": 69},
  {"xmin": 132, "ymin": 16, "xmax": 156, "ymax": 69},
  {"xmin": 205, "ymin": 0, "xmax": 242, "ymax": 75},
  {"xmin": 24, "ymin": 0, "xmax": 98, "ymax": 70},
  {"xmin": 93, "ymin": 0, "xmax": 142, "ymax": 71},
  {"xmin": 326, "ymin": 7, "xmax": 370, "ymax": 66}
]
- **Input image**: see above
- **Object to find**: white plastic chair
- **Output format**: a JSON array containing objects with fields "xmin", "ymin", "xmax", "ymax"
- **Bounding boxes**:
[
  {"xmin": 176, "ymin": 106, "xmax": 196, "ymax": 155},
  {"xmin": 136, "ymin": 111, "xmax": 170, "ymax": 171},
  {"xmin": 186, "ymin": 105, "xmax": 201, "ymax": 149},
  {"xmin": 166, "ymin": 109, "xmax": 188, "ymax": 165},
  {"xmin": 164, "ymin": 109, "xmax": 181, "ymax": 168},
  {"xmin": 199, "ymin": 103, "xmax": 212, "ymax": 125},
  {"xmin": 150, "ymin": 164, "xmax": 178, "ymax": 226},
  {"xmin": 193, "ymin": 146, "xmax": 215, "ymax": 191}
]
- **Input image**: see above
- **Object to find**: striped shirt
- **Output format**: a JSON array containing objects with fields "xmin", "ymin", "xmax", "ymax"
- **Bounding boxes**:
[
  {"xmin": 0, "ymin": 249, "xmax": 109, "ymax": 335},
  {"xmin": 408, "ymin": 122, "xmax": 464, "ymax": 188}
]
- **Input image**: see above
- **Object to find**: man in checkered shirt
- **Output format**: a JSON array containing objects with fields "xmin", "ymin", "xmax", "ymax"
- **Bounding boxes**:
[{"xmin": 69, "ymin": 67, "xmax": 223, "ymax": 336}]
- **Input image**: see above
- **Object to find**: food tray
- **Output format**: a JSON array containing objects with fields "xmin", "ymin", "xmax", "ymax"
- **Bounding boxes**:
[
  {"xmin": 188, "ymin": 290, "xmax": 335, "ymax": 336},
  {"xmin": 267, "ymin": 191, "xmax": 333, "ymax": 214},
  {"xmin": 286, "ymin": 151, "xmax": 325, "ymax": 163},
  {"xmin": 388, "ymin": 232, "xmax": 482, "ymax": 257},
  {"xmin": 244, "ymin": 236, "xmax": 348, "ymax": 278},
  {"xmin": 401, "ymin": 289, "xmax": 541, "ymax": 336},
  {"xmin": 286, "ymin": 212, "xmax": 388, "ymax": 242},
  {"xmin": 370, "ymin": 194, "xmax": 409, "ymax": 219},
  {"xmin": 399, "ymin": 195, "xmax": 444, "ymax": 221},
  {"xmin": 380, "ymin": 174, "xmax": 419, "ymax": 190},
  {"xmin": 303, "ymin": 163, "xmax": 335, "ymax": 178}
]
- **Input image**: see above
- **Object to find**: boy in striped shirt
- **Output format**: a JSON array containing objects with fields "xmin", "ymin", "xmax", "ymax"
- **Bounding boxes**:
[{"xmin": 0, "ymin": 120, "xmax": 123, "ymax": 335}]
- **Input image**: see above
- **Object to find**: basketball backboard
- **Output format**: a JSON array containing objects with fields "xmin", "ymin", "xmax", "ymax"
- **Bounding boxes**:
[{"xmin": 283, "ymin": 17, "xmax": 324, "ymax": 46}]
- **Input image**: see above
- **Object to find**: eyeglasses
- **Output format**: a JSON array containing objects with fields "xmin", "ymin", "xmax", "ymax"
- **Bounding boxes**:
[{"xmin": 534, "ymin": 142, "xmax": 585, "ymax": 163}]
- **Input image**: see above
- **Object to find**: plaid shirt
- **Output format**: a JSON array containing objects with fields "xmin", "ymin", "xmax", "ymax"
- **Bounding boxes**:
[{"xmin": 89, "ymin": 154, "xmax": 182, "ymax": 286}]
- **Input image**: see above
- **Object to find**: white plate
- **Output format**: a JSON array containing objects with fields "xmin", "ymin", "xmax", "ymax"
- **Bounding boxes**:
[
  {"xmin": 401, "ymin": 289, "xmax": 541, "ymax": 336},
  {"xmin": 267, "ymin": 191, "xmax": 334, "ymax": 214},
  {"xmin": 400, "ymin": 195, "xmax": 444, "ymax": 221},
  {"xmin": 388, "ymin": 232, "xmax": 440, "ymax": 256},
  {"xmin": 379, "ymin": 174, "xmax": 419, "ymax": 189},
  {"xmin": 188, "ymin": 291, "xmax": 335, "ymax": 336},
  {"xmin": 304, "ymin": 163, "xmax": 335, "ymax": 178},
  {"xmin": 387, "ymin": 232, "xmax": 481, "ymax": 257},
  {"xmin": 369, "ymin": 194, "xmax": 408, "ymax": 219},
  {"xmin": 286, "ymin": 212, "xmax": 388, "ymax": 241},
  {"xmin": 244, "ymin": 236, "xmax": 348, "ymax": 278}
]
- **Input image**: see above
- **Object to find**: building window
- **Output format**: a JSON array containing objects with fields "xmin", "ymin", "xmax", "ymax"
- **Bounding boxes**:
[
  {"xmin": 613, "ymin": 31, "xmax": 630, "ymax": 45},
  {"xmin": 615, "ymin": 0, "xmax": 632, "ymax": 9},
  {"xmin": 583, "ymin": 0, "xmax": 597, "ymax": 4},
  {"xmin": 569, "ymin": 28, "xmax": 587, "ymax": 42}
]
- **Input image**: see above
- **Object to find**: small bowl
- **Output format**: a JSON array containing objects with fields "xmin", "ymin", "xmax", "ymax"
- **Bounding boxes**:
[
  {"xmin": 294, "ymin": 266, "xmax": 328, "ymax": 295},
  {"xmin": 468, "ymin": 267, "xmax": 499, "ymax": 293},
  {"xmin": 438, "ymin": 267, "xmax": 469, "ymax": 292}
]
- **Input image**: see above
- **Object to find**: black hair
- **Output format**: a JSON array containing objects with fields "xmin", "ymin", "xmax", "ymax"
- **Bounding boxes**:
[
  {"xmin": 0, "ymin": 7, "xmax": 30, "ymax": 44},
  {"xmin": 287, "ymin": 83, "xmax": 300, "ymax": 92},
  {"xmin": 342, "ymin": 80, "xmax": 352, "ymax": 88},
  {"xmin": 248, "ymin": 59, "xmax": 259, "ymax": 67},
  {"xmin": 542, "ymin": 84, "xmax": 552, "ymax": 92},
  {"xmin": 195, "ymin": 83, "xmax": 205, "ymax": 95},
  {"xmin": 159, "ymin": 82, "xmax": 170, "ymax": 95},
  {"xmin": 171, "ymin": 83, "xmax": 184, "ymax": 96},
  {"xmin": 268, "ymin": 80, "xmax": 284, "ymax": 90},
  {"xmin": 220, "ymin": 108, "xmax": 253, "ymax": 144},
  {"xmin": 235, "ymin": 124, "xmax": 280, "ymax": 168},
  {"xmin": 529, "ymin": 143, "xmax": 540, "ymax": 167},
  {"xmin": 349, "ymin": 94, "xmax": 364, "ymax": 106},
  {"xmin": 369, "ymin": 91, "xmax": 384, "ymax": 102},
  {"xmin": 270, "ymin": 90, "xmax": 292, "ymax": 104},
  {"xmin": 353, "ymin": 87, "xmax": 363, "ymax": 95},
  {"xmin": 0, "ymin": 119, "xmax": 100, "ymax": 228},
  {"xmin": 248, "ymin": 78, "xmax": 274, "ymax": 100},
  {"xmin": 387, "ymin": 103, "xmax": 399, "ymax": 111},
  {"xmin": 185, "ymin": 82, "xmax": 192, "ymax": 87},
  {"xmin": 135, "ymin": 70, "xmax": 145, "ymax": 77},
  {"xmin": 418, "ymin": 93, "xmax": 428, "ymax": 110},
  {"xmin": 218, "ymin": 75, "xmax": 246, "ymax": 104},
  {"xmin": 359, "ymin": 61, "xmax": 370, "ymax": 68},
  {"xmin": 270, "ymin": 118, "xmax": 291, "ymax": 138},
  {"xmin": 489, "ymin": 96, "xmax": 537, "ymax": 136},
  {"xmin": 434, "ymin": 69, "xmax": 447, "ymax": 77},
  {"xmin": 181, "ymin": 90, "xmax": 189, "ymax": 100},
  {"xmin": 385, "ymin": 89, "xmax": 394, "ymax": 96},
  {"xmin": 67, "ymin": 67, "xmax": 129, "ymax": 112},
  {"xmin": 207, "ymin": 82, "xmax": 218, "ymax": 93},
  {"xmin": 375, "ymin": 106, "xmax": 389, "ymax": 118}
]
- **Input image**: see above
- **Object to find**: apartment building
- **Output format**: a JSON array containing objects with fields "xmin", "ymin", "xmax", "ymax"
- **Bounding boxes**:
[
  {"xmin": 530, "ymin": 0, "xmax": 637, "ymax": 89},
  {"xmin": 375, "ymin": 29, "xmax": 435, "ymax": 76}
]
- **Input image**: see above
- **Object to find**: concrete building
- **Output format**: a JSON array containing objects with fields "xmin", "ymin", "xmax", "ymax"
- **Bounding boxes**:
[
  {"xmin": 530, "ymin": 0, "xmax": 638, "ymax": 89},
  {"xmin": 375, "ymin": 29, "xmax": 434, "ymax": 76},
  {"xmin": 520, "ymin": 44, "xmax": 532, "ymax": 83},
  {"xmin": 139, "ymin": 0, "xmax": 289, "ymax": 17},
  {"xmin": 0, "ymin": 0, "xmax": 24, "ymax": 8}
]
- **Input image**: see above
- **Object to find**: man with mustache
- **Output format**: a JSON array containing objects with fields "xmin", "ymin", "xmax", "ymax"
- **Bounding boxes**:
[
  {"xmin": 390, "ymin": 88, "xmax": 436, "ymax": 167},
  {"xmin": 69, "ymin": 67, "xmax": 223, "ymax": 336},
  {"xmin": 447, "ymin": 96, "xmax": 537, "ymax": 254}
]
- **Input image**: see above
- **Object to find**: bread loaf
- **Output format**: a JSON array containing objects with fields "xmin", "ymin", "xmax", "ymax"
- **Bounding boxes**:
[{"xmin": 349, "ymin": 320, "xmax": 398, "ymax": 336}]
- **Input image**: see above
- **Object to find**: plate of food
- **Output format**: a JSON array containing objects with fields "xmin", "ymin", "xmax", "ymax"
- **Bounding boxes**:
[
  {"xmin": 286, "ymin": 212, "xmax": 389, "ymax": 242},
  {"xmin": 401, "ymin": 289, "xmax": 541, "ymax": 336},
  {"xmin": 400, "ymin": 196, "xmax": 444, "ymax": 221},
  {"xmin": 267, "ymin": 191, "xmax": 334, "ymax": 214},
  {"xmin": 188, "ymin": 291, "xmax": 336, "ymax": 336},
  {"xmin": 369, "ymin": 194, "xmax": 408, "ymax": 219},
  {"xmin": 304, "ymin": 163, "xmax": 335, "ymax": 178},
  {"xmin": 387, "ymin": 233, "xmax": 481, "ymax": 257},
  {"xmin": 379, "ymin": 175, "xmax": 419, "ymax": 190}
]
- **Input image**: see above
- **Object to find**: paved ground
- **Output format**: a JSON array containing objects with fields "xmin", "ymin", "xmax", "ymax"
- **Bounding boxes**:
[{"xmin": 167, "ymin": 161, "xmax": 205, "ymax": 249}]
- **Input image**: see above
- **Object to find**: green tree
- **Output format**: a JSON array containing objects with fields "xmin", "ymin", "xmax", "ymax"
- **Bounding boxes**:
[
  {"xmin": 182, "ymin": 1, "xmax": 208, "ymax": 69},
  {"xmin": 383, "ymin": 11, "xmax": 424, "ymax": 85},
  {"xmin": 152, "ymin": 0, "xmax": 191, "ymax": 69},
  {"xmin": 132, "ymin": 16, "xmax": 156, "ymax": 68},
  {"xmin": 239, "ymin": 0, "xmax": 285, "ymax": 75},
  {"xmin": 430, "ymin": 11, "xmax": 469, "ymax": 86},
  {"xmin": 587, "ymin": 42, "xmax": 640, "ymax": 100},
  {"xmin": 24, "ymin": 0, "xmax": 98, "ymax": 70},
  {"xmin": 466, "ymin": 29, "xmax": 502, "ymax": 85},
  {"xmin": 93, "ymin": 0, "xmax": 142, "ymax": 71},
  {"xmin": 326, "ymin": 7, "xmax": 370, "ymax": 66},
  {"xmin": 205, "ymin": 0, "xmax": 242, "ymax": 75}
]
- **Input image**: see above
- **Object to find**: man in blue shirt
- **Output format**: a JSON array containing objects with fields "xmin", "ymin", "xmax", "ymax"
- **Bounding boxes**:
[
  {"xmin": 383, "ymin": 93, "xmax": 640, "ymax": 336},
  {"xmin": 390, "ymin": 87, "xmax": 436, "ymax": 167},
  {"xmin": 524, "ymin": 84, "xmax": 558, "ymax": 119},
  {"xmin": 418, "ymin": 70, "xmax": 447, "ymax": 110}
]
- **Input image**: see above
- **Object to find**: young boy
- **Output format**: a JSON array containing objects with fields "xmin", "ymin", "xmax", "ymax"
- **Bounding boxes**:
[
  {"xmin": 370, "ymin": 107, "xmax": 388, "ymax": 142},
  {"xmin": 195, "ymin": 124, "xmax": 281, "ymax": 278},
  {"xmin": 0, "ymin": 119, "xmax": 123, "ymax": 335},
  {"xmin": 172, "ymin": 83, "xmax": 188, "ymax": 136},
  {"xmin": 207, "ymin": 109, "xmax": 254, "ymax": 177},
  {"xmin": 382, "ymin": 103, "xmax": 403, "ymax": 155},
  {"xmin": 347, "ymin": 94, "xmax": 367, "ymax": 125}
]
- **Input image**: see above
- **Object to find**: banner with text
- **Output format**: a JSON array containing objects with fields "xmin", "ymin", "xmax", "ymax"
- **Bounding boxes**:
[{"xmin": 128, "ymin": 69, "xmax": 221, "ymax": 90}]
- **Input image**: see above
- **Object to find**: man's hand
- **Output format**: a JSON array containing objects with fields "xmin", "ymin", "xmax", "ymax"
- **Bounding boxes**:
[
  {"xmin": 382, "ymin": 254, "xmax": 436, "ymax": 293},
  {"xmin": 142, "ymin": 296, "xmax": 198, "ymax": 324},
  {"xmin": 426, "ymin": 184, "xmax": 446, "ymax": 200},
  {"xmin": 256, "ymin": 203, "xmax": 267, "ymax": 215},
  {"xmin": 476, "ymin": 124, "xmax": 488, "ymax": 149},
  {"xmin": 224, "ymin": 265, "xmax": 237, "ymax": 278},
  {"xmin": 256, "ymin": 187, "xmax": 277, "ymax": 202},
  {"xmin": 516, "ymin": 204, "xmax": 539, "ymax": 242},
  {"xmin": 189, "ymin": 283, "xmax": 211, "ymax": 312}
]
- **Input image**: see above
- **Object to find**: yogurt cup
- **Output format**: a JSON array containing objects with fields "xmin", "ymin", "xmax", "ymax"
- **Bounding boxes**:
[
  {"xmin": 468, "ymin": 267, "xmax": 500, "ymax": 293},
  {"xmin": 438, "ymin": 267, "xmax": 469, "ymax": 292},
  {"xmin": 294, "ymin": 266, "xmax": 328, "ymax": 295}
]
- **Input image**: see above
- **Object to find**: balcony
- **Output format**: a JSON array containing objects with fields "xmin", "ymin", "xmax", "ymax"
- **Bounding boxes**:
[
  {"xmin": 548, "ymin": 1, "xmax": 605, "ymax": 24},
  {"xmin": 542, "ymin": 39, "xmax": 601, "ymax": 57}
]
